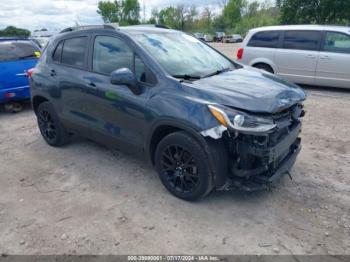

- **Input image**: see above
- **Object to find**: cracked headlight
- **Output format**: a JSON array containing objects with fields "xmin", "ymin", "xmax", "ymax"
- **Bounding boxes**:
[{"xmin": 208, "ymin": 105, "xmax": 276, "ymax": 133}]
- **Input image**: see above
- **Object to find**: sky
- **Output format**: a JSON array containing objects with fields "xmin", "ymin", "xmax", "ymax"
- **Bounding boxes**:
[{"xmin": 0, "ymin": 0, "xmax": 225, "ymax": 32}]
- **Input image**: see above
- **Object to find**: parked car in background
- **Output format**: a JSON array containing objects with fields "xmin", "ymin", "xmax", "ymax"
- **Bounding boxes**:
[
  {"xmin": 223, "ymin": 34, "xmax": 243, "ymax": 43},
  {"xmin": 237, "ymin": 25, "xmax": 350, "ymax": 89},
  {"xmin": 30, "ymin": 37, "xmax": 50, "ymax": 48},
  {"xmin": 204, "ymin": 34, "xmax": 213, "ymax": 42},
  {"xmin": 30, "ymin": 25, "xmax": 306, "ymax": 200},
  {"xmin": 232, "ymin": 34, "xmax": 243, "ymax": 43},
  {"xmin": 194, "ymin": 33, "xmax": 205, "ymax": 41},
  {"xmin": 214, "ymin": 32, "xmax": 226, "ymax": 42},
  {"xmin": 31, "ymin": 30, "xmax": 55, "ymax": 48},
  {"xmin": 0, "ymin": 38, "xmax": 40, "ymax": 107}
]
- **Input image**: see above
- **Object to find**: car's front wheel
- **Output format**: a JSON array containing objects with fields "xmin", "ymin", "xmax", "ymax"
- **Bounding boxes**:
[
  {"xmin": 37, "ymin": 101, "xmax": 69, "ymax": 147},
  {"xmin": 155, "ymin": 131, "xmax": 213, "ymax": 201}
]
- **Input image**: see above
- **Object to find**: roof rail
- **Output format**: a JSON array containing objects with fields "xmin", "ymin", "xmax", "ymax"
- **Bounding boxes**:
[
  {"xmin": 59, "ymin": 24, "xmax": 118, "ymax": 34},
  {"xmin": 155, "ymin": 24, "xmax": 170, "ymax": 29},
  {"xmin": 125, "ymin": 24, "xmax": 170, "ymax": 29}
]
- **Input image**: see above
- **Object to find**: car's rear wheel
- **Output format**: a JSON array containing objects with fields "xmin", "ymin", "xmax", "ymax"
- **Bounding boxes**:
[
  {"xmin": 37, "ymin": 101, "xmax": 69, "ymax": 147},
  {"xmin": 155, "ymin": 131, "xmax": 213, "ymax": 201},
  {"xmin": 253, "ymin": 63, "xmax": 274, "ymax": 74}
]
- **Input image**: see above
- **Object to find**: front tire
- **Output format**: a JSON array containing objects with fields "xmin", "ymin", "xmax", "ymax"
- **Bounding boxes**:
[
  {"xmin": 37, "ymin": 101, "xmax": 69, "ymax": 147},
  {"xmin": 155, "ymin": 131, "xmax": 213, "ymax": 201}
]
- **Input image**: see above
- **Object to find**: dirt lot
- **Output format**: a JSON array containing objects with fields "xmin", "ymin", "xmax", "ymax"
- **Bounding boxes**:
[{"xmin": 0, "ymin": 44, "xmax": 349, "ymax": 255}]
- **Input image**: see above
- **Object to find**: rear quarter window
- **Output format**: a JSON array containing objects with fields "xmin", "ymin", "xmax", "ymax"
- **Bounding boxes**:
[
  {"xmin": 323, "ymin": 31, "xmax": 350, "ymax": 54},
  {"xmin": 52, "ymin": 41, "xmax": 63, "ymax": 63},
  {"xmin": 248, "ymin": 31, "xmax": 280, "ymax": 48},
  {"xmin": 0, "ymin": 41, "xmax": 39, "ymax": 61}
]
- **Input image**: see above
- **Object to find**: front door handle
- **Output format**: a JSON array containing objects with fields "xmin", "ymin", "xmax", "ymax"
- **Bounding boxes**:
[
  {"xmin": 320, "ymin": 56, "xmax": 330, "ymax": 60},
  {"xmin": 50, "ymin": 69, "xmax": 56, "ymax": 77},
  {"xmin": 86, "ymin": 82, "xmax": 97, "ymax": 92}
]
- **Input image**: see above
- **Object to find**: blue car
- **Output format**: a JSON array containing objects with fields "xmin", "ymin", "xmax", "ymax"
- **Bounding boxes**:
[{"xmin": 0, "ymin": 38, "xmax": 40, "ymax": 104}]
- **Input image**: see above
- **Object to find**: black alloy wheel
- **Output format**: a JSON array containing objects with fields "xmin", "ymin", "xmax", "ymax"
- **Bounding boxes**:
[
  {"xmin": 155, "ymin": 131, "xmax": 213, "ymax": 201},
  {"xmin": 161, "ymin": 145, "xmax": 200, "ymax": 194},
  {"xmin": 38, "ymin": 108, "xmax": 57, "ymax": 143},
  {"xmin": 37, "ymin": 101, "xmax": 69, "ymax": 147}
]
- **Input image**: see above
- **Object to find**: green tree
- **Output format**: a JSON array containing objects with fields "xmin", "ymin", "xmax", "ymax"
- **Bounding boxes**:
[
  {"xmin": 233, "ymin": 0, "xmax": 278, "ymax": 34},
  {"xmin": 277, "ymin": 0, "xmax": 350, "ymax": 24},
  {"xmin": 122, "ymin": 0, "xmax": 140, "ymax": 25},
  {"xmin": 97, "ymin": 1, "xmax": 120, "ymax": 23},
  {"xmin": 148, "ymin": 8, "xmax": 159, "ymax": 24},
  {"xmin": 201, "ymin": 8, "xmax": 213, "ymax": 32},
  {"xmin": 186, "ymin": 5, "xmax": 198, "ymax": 30},
  {"xmin": 222, "ymin": 0, "xmax": 245, "ymax": 28},
  {"xmin": 158, "ymin": 7, "xmax": 178, "ymax": 29},
  {"xmin": 0, "ymin": 26, "xmax": 30, "ymax": 37},
  {"xmin": 176, "ymin": 5, "xmax": 187, "ymax": 30},
  {"xmin": 97, "ymin": 0, "xmax": 140, "ymax": 25}
]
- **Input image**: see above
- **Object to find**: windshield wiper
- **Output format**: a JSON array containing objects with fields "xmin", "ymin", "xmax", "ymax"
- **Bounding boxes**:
[
  {"xmin": 172, "ymin": 74, "xmax": 202, "ymax": 81},
  {"xmin": 203, "ymin": 68, "xmax": 233, "ymax": 78}
]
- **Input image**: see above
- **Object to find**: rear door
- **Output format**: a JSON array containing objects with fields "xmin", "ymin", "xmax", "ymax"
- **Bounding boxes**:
[
  {"xmin": 50, "ymin": 36, "xmax": 94, "ymax": 134},
  {"xmin": 0, "ymin": 41, "xmax": 39, "ymax": 90},
  {"xmin": 275, "ymin": 30, "xmax": 322, "ymax": 85},
  {"xmin": 316, "ymin": 31, "xmax": 350, "ymax": 88}
]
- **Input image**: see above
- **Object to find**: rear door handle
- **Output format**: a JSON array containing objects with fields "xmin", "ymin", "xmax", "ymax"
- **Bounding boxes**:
[
  {"xmin": 320, "ymin": 56, "xmax": 330, "ymax": 60},
  {"xmin": 86, "ymin": 82, "xmax": 97, "ymax": 92},
  {"xmin": 50, "ymin": 69, "xmax": 56, "ymax": 77},
  {"xmin": 305, "ymin": 54, "xmax": 317, "ymax": 59},
  {"xmin": 16, "ymin": 71, "xmax": 28, "ymax": 77}
]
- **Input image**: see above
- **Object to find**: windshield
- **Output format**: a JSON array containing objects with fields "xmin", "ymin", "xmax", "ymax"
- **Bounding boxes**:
[{"xmin": 134, "ymin": 33, "xmax": 235, "ymax": 78}]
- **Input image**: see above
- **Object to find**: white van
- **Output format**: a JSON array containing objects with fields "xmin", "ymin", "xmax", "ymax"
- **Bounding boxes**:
[{"xmin": 237, "ymin": 25, "xmax": 350, "ymax": 89}]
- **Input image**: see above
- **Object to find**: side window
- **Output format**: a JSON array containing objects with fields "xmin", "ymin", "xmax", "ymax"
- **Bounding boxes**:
[
  {"xmin": 61, "ymin": 37, "xmax": 88, "ymax": 68},
  {"xmin": 93, "ymin": 36, "xmax": 133, "ymax": 75},
  {"xmin": 0, "ymin": 41, "xmax": 39, "ymax": 61},
  {"xmin": 323, "ymin": 32, "xmax": 350, "ymax": 54},
  {"xmin": 52, "ymin": 41, "xmax": 63, "ymax": 63},
  {"xmin": 283, "ymin": 31, "xmax": 321, "ymax": 51},
  {"xmin": 248, "ymin": 31, "xmax": 280, "ymax": 48},
  {"xmin": 135, "ymin": 56, "xmax": 156, "ymax": 85}
]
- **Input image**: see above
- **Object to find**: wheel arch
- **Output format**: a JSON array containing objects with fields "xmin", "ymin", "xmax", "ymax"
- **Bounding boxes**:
[
  {"xmin": 148, "ymin": 120, "xmax": 229, "ymax": 190},
  {"xmin": 148, "ymin": 121, "xmax": 204, "ymax": 166},
  {"xmin": 32, "ymin": 95, "xmax": 49, "ymax": 114},
  {"xmin": 250, "ymin": 58, "xmax": 277, "ymax": 73}
]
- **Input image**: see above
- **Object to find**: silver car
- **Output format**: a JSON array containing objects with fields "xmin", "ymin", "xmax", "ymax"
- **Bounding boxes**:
[{"xmin": 237, "ymin": 25, "xmax": 350, "ymax": 89}]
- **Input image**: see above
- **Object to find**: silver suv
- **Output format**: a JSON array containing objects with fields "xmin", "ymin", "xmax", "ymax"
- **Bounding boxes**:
[{"xmin": 237, "ymin": 25, "xmax": 350, "ymax": 89}]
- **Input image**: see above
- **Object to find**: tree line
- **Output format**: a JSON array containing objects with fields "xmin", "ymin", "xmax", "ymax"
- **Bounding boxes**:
[
  {"xmin": 1, "ymin": 0, "xmax": 349, "ymax": 37},
  {"xmin": 97, "ymin": 0, "xmax": 350, "ymax": 34},
  {"xmin": 0, "ymin": 26, "xmax": 31, "ymax": 37}
]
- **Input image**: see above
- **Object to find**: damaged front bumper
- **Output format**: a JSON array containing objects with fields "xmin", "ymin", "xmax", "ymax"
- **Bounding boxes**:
[
  {"xmin": 225, "ymin": 121, "xmax": 302, "ymax": 191},
  {"xmin": 201, "ymin": 104, "xmax": 305, "ymax": 192}
]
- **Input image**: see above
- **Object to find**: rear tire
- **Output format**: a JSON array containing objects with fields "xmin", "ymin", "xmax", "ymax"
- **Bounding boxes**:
[
  {"xmin": 155, "ymin": 131, "xmax": 213, "ymax": 201},
  {"xmin": 37, "ymin": 101, "xmax": 69, "ymax": 147},
  {"xmin": 254, "ymin": 63, "xmax": 274, "ymax": 74}
]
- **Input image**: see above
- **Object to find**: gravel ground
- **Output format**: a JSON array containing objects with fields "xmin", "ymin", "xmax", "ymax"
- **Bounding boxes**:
[{"xmin": 0, "ymin": 44, "xmax": 349, "ymax": 255}]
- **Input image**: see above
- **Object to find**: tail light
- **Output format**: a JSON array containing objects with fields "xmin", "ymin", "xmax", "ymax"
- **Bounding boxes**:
[
  {"xmin": 237, "ymin": 48, "xmax": 244, "ymax": 60},
  {"xmin": 27, "ymin": 68, "xmax": 35, "ymax": 78},
  {"xmin": 4, "ymin": 93, "xmax": 16, "ymax": 98}
]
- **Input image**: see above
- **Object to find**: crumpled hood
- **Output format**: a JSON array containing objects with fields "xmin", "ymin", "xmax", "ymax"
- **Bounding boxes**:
[{"xmin": 182, "ymin": 67, "xmax": 306, "ymax": 114}]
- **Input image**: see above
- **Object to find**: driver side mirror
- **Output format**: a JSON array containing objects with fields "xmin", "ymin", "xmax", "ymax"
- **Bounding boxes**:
[{"xmin": 110, "ymin": 68, "xmax": 141, "ymax": 95}]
